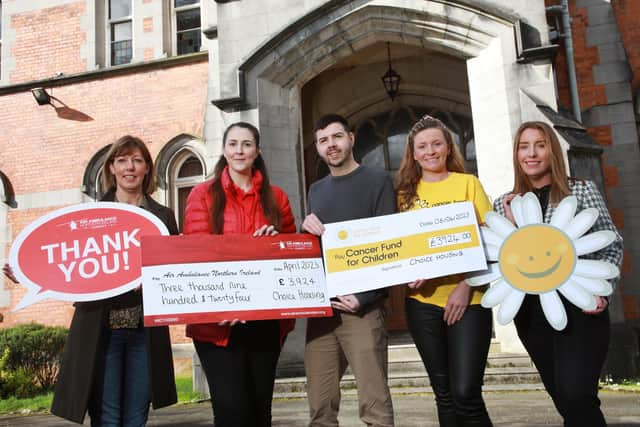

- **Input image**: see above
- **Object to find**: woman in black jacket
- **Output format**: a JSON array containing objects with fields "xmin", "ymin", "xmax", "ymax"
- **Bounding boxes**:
[
  {"xmin": 494, "ymin": 122, "xmax": 623, "ymax": 427},
  {"xmin": 49, "ymin": 135, "xmax": 178, "ymax": 426}
]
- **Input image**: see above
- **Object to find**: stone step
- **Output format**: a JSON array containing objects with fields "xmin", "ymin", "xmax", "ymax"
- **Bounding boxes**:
[
  {"xmin": 273, "ymin": 365, "xmax": 542, "ymax": 395},
  {"xmin": 358, "ymin": 347, "xmax": 534, "ymax": 375},
  {"xmin": 273, "ymin": 383, "xmax": 546, "ymax": 400},
  {"xmin": 276, "ymin": 352, "xmax": 535, "ymax": 379},
  {"xmin": 186, "ymin": 341, "xmax": 542, "ymax": 399},
  {"xmin": 387, "ymin": 339, "xmax": 502, "ymax": 358},
  {"xmin": 485, "ymin": 352, "xmax": 535, "ymax": 368}
]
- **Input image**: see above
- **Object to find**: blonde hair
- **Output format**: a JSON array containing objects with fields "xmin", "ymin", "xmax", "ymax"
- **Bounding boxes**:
[
  {"xmin": 512, "ymin": 121, "xmax": 570, "ymax": 204},
  {"xmin": 395, "ymin": 115, "xmax": 465, "ymax": 210},
  {"xmin": 101, "ymin": 135, "xmax": 156, "ymax": 195}
]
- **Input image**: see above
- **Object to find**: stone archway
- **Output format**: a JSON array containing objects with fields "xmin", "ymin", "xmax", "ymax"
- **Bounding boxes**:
[
  {"xmin": 215, "ymin": 0, "xmax": 558, "ymax": 354},
  {"xmin": 217, "ymin": 0, "xmax": 536, "ymax": 217}
]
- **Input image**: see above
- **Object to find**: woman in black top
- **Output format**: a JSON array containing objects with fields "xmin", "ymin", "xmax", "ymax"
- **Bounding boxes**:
[{"xmin": 494, "ymin": 122, "xmax": 623, "ymax": 427}]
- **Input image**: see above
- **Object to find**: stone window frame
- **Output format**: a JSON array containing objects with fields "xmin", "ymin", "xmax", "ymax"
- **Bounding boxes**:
[
  {"xmin": 155, "ymin": 135, "xmax": 206, "ymax": 231},
  {"xmin": 82, "ymin": 145, "xmax": 112, "ymax": 201},
  {"xmin": 171, "ymin": 0, "xmax": 202, "ymax": 56},
  {"xmin": 0, "ymin": 171, "xmax": 15, "ymax": 208},
  {"xmin": 106, "ymin": 0, "xmax": 134, "ymax": 66}
]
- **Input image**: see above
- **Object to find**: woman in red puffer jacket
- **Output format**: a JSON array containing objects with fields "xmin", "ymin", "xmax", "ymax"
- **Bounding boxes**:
[{"xmin": 183, "ymin": 122, "xmax": 295, "ymax": 427}]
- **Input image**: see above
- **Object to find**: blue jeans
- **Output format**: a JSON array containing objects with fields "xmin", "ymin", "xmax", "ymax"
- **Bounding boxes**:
[{"xmin": 89, "ymin": 327, "xmax": 151, "ymax": 427}]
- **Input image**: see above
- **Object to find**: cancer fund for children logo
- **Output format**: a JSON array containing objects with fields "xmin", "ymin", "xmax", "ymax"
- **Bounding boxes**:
[{"xmin": 9, "ymin": 202, "xmax": 169, "ymax": 310}]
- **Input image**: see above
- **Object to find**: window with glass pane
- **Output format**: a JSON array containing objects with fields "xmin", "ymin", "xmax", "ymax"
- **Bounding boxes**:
[
  {"xmin": 174, "ymin": 1, "xmax": 201, "ymax": 55},
  {"xmin": 108, "ymin": 0, "xmax": 132, "ymax": 65},
  {"xmin": 171, "ymin": 153, "xmax": 204, "ymax": 232},
  {"xmin": 111, "ymin": 22, "xmax": 132, "ymax": 65},
  {"xmin": 175, "ymin": 0, "xmax": 198, "ymax": 6},
  {"xmin": 109, "ymin": 0, "xmax": 131, "ymax": 20}
]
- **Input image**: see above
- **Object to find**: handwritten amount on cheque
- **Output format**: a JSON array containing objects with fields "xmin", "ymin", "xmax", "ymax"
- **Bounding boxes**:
[{"xmin": 153, "ymin": 265, "xmax": 325, "ymax": 306}]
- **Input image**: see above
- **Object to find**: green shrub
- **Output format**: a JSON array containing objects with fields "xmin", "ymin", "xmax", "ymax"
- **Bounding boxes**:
[
  {"xmin": 0, "ymin": 348, "xmax": 38, "ymax": 399},
  {"xmin": 0, "ymin": 323, "xmax": 68, "ymax": 391}
]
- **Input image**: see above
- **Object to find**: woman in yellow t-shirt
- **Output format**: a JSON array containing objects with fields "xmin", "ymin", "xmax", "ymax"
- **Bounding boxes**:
[{"xmin": 396, "ymin": 115, "xmax": 493, "ymax": 427}]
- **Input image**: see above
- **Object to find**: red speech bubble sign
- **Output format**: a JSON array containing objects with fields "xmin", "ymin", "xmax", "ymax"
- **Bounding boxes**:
[{"xmin": 9, "ymin": 202, "xmax": 169, "ymax": 310}]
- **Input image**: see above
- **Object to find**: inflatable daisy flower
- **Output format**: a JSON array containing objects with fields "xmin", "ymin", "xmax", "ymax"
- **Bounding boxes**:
[{"xmin": 467, "ymin": 192, "xmax": 619, "ymax": 331}]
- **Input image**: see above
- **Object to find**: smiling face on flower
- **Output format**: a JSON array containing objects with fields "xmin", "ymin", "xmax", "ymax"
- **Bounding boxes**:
[
  {"xmin": 499, "ymin": 225, "xmax": 576, "ymax": 293},
  {"xmin": 465, "ymin": 192, "xmax": 619, "ymax": 331}
]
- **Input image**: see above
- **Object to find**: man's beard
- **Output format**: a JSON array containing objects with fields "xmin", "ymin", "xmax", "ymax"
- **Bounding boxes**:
[{"xmin": 325, "ymin": 146, "xmax": 352, "ymax": 167}]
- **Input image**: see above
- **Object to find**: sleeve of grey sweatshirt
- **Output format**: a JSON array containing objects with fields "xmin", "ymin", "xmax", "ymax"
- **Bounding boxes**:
[{"xmin": 354, "ymin": 174, "xmax": 396, "ymax": 312}]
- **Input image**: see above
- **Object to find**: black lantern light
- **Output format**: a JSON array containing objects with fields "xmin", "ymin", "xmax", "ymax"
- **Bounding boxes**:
[
  {"xmin": 31, "ymin": 87, "xmax": 52, "ymax": 106},
  {"xmin": 381, "ymin": 42, "xmax": 401, "ymax": 101}
]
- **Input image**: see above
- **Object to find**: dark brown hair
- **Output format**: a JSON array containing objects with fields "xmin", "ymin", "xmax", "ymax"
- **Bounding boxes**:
[
  {"xmin": 511, "ymin": 121, "xmax": 570, "ymax": 204},
  {"xmin": 208, "ymin": 122, "xmax": 281, "ymax": 234},
  {"xmin": 101, "ymin": 135, "xmax": 156, "ymax": 195},
  {"xmin": 395, "ymin": 115, "xmax": 465, "ymax": 210},
  {"xmin": 313, "ymin": 113, "xmax": 351, "ymax": 140}
]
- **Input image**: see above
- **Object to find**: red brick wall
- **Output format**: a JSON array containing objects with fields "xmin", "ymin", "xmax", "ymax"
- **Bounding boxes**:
[
  {"xmin": 611, "ymin": 0, "xmax": 640, "ymax": 94},
  {"xmin": 0, "ymin": 63, "xmax": 208, "ymax": 194},
  {"xmin": 547, "ymin": 1, "xmax": 638, "ymax": 319},
  {"xmin": 549, "ymin": 1, "xmax": 639, "ymax": 120},
  {"xmin": 0, "ymin": 60, "xmax": 208, "ymax": 344},
  {"xmin": 10, "ymin": 2, "xmax": 88, "ymax": 84},
  {"xmin": 546, "ymin": 1, "xmax": 604, "ymax": 112}
]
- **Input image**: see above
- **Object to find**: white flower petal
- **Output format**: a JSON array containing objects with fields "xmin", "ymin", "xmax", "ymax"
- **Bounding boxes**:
[
  {"xmin": 496, "ymin": 288, "xmax": 525, "ymax": 324},
  {"xmin": 467, "ymin": 263, "xmax": 501, "ymax": 286},
  {"xmin": 564, "ymin": 208, "xmax": 599, "ymax": 240},
  {"xmin": 510, "ymin": 195, "xmax": 526, "ymax": 228},
  {"xmin": 479, "ymin": 226, "xmax": 503, "ymax": 247},
  {"xmin": 481, "ymin": 278, "xmax": 512, "ymax": 307},
  {"xmin": 485, "ymin": 212, "xmax": 517, "ymax": 239},
  {"xmin": 570, "ymin": 275, "xmax": 613, "ymax": 296},
  {"xmin": 558, "ymin": 281, "xmax": 597, "ymax": 310},
  {"xmin": 521, "ymin": 192, "xmax": 543, "ymax": 225},
  {"xmin": 574, "ymin": 230, "xmax": 617, "ymax": 256},
  {"xmin": 540, "ymin": 291, "xmax": 568, "ymax": 331},
  {"xmin": 550, "ymin": 196, "xmax": 577, "ymax": 229},
  {"xmin": 575, "ymin": 259, "xmax": 620, "ymax": 280},
  {"xmin": 485, "ymin": 244, "xmax": 499, "ymax": 261}
]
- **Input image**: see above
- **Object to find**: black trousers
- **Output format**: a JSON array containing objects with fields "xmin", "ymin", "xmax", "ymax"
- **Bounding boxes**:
[
  {"xmin": 515, "ymin": 294, "xmax": 610, "ymax": 427},
  {"xmin": 194, "ymin": 320, "xmax": 281, "ymax": 427},
  {"xmin": 405, "ymin": 299, "xmax": 493, "ymax": 427}
]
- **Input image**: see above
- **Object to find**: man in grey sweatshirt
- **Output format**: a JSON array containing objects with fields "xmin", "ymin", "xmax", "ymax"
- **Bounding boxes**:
[{"xmin": 302, "ymin": 113, "xmax": 395, "ymax": 427}]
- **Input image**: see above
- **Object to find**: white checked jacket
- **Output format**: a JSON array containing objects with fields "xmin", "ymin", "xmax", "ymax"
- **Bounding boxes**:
[{"xmin": 493, "ymin": 179, "xmax": 624, "ymax": 286}]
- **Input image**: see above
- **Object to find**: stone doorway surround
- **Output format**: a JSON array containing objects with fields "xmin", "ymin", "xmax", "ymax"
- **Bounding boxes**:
[{"xmin": 210, "ymin": 0, "xmax": 561, "ymax": 365}]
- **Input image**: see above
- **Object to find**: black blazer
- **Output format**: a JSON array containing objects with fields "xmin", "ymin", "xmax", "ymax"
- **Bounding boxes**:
[{"xmin": 51, "ymin": 192, "xmax": 179, "ymax": 423}]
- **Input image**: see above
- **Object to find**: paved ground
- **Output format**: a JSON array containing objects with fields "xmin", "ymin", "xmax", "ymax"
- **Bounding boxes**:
[{"xmin": 1, "ymin": 390, "xmax": 638, "ymax": 426}]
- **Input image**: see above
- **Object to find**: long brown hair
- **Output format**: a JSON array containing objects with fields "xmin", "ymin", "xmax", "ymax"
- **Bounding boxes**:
[
  {"xmin": 395, "ymin": 115, "xmax": 466, "ymax": 210},
  {"xmin": 208, "ymin": 122, "xmax": 281, "ymax": 234},
  {"xmin": 101, "ymin": 135, "xmax": 156, "ymax": 195},
  {"xmin": 512, "ymin": 121, "xmax": 570, "ymax": 204}
]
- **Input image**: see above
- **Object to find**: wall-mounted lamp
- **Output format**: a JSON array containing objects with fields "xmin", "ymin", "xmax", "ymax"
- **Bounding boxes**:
[
  {"xmin": 381, "ymin": 42, "xmax": 401, "ymax": 101},
  {"xmin": 31, "ymin": 87, "xmax": 52, "ymax": 106}
]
